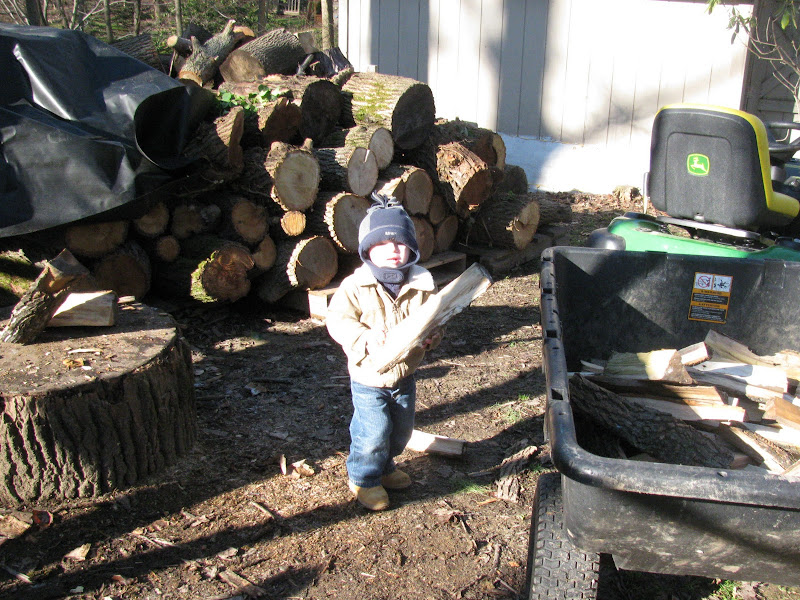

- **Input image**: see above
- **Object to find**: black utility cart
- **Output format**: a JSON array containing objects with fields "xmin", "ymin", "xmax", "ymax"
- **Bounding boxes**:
[{"xmin": 528, "ymin": 247, "xmax": 800, "ymax": 598}]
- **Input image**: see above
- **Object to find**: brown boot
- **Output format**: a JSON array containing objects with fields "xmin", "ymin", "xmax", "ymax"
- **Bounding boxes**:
[
  {"xmin": 381, "ymin": 469, "xmax": 412, "ymax": 490},
  {"xmin": 348, "ymin": 481, "xmax": 390, "ymax": 511}
]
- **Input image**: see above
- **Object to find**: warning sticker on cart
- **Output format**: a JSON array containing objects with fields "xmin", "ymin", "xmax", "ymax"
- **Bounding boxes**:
[{"xmin": 688, "ymin": 272, "xmax": 732, "ymax": 323}]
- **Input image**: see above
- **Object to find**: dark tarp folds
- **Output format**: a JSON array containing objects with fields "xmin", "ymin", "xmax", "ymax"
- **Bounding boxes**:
[{"xmin": 0, "ymin": 24, "xmax": 216, "ymax": 239}]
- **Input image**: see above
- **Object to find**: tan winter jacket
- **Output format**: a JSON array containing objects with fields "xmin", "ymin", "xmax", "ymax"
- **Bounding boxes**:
[{"xmin": 326, "ymin": 263, "xmax": 438, "ymax": 388}]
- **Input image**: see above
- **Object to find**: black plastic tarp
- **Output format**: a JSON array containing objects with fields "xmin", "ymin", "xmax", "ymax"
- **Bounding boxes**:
[{"xmin": 0, "ymin": 24, "xmax": 216, "ymax": 239}]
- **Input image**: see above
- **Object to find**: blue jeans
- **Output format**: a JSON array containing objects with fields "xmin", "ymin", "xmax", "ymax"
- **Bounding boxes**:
[{"xmin": 347, "ymin": 376, "xmax": 416, "ymax": 488}]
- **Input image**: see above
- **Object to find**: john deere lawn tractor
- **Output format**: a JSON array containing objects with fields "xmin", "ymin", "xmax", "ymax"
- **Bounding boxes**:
[{"xmin": 589, "ymin": 103, "xmax": 800, "ymax": 261}]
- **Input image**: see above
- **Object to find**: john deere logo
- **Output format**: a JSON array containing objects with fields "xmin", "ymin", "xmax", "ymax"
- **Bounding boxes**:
[{"xmin": 687, "ymin": 153, "xmax": 710, "ymax": 176}]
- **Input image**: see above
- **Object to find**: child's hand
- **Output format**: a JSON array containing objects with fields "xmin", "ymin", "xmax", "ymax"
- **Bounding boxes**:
[{"xmin": 421, "ymin": 328, "xmax": 443, "ymax": 351}]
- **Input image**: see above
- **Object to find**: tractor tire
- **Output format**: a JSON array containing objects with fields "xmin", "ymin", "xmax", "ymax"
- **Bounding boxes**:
[{"xmin": 525, "ymin": 472, "xmax": 601, "ymax": 599}]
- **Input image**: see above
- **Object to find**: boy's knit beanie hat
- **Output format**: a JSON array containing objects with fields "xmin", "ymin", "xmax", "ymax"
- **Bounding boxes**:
[{"xmin": 358, "ymin": 192, "xmax": 420, "ymax": 265}]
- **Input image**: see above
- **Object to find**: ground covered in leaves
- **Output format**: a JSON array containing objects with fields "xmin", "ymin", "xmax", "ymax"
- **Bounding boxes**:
[{"xmin": 1, "ymin": 190, "xmax": 799, "ymax": 600}]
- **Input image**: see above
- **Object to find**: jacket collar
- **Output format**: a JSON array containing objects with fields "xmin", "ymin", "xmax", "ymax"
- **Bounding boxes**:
[{"xmin": 352, "ymin": 263, "xmax": 436, "ymax": 294}]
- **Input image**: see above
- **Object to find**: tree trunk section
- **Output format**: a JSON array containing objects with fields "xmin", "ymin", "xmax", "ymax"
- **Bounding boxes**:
[
  {"xmin": 308, "ymin": 191, "xmax": 370, "ymax": 254},
  {"xmin": 382, "ymin": 164, "xmax": 433, "ymax": 215},
  {"xmin": 183, "ymin": 106, "xmax": 245, "ymax": 182},
  {"xmin": 255, "ymin": 236, "xmax": 337, "ymax": 303},
  {"xmin": 64, "ymin": 220, "xmax": 129, "ymax": 258},
  {"xmin": 569, "ymin": 375, "xmax": 734, "ymax": 468},
  {"xmin": 170, "ymin": 202, "xmax": 222, "ymax": 240},
  {"xmin": 133, "ymin": 201, "xmax": 170, "ymax": 238},
  {"xmin": 111, "ymin": 34, "xmax": 164, "ymax": 71},
  {"xmin": 436, "ymin": 142, "xmax": 493, "ymax": 217},
  {"xmin": 411, "ymin": 217, "xmax": 435, "ymax": 262},
  {"xmin": 92, "ymin": 241, "xmax": 152, "ymax": 300},
  {"xmin": 434, "ymin": 214, "xmax": 459, "ymax": 253},
  {"xmin": 240, "ymin": 97, "xmax": 301, "ymax": 148},
  {"xmin": 315, "ymin": 146, "xmax": 378, "ymax": 197},
  {"xmin": 467, "ymin": 193, "xmax": 541, "ymax": 250},
  {"xmin": 341, "ymin": 72, "xmax": 435, "ymax": 150},
  {"xmin": 178, "ymin": 19, "xmax": 245, "ymax": 86},
  {"xmin": 537, "ymin": 194, "xmax": 574, "ymax": 226},
  {"xmin": 321, "ymin": 125, "xmax": 394, "ymax": 170},
  {"xmin": 274, "ymin": 210, "xmax": 307, "ymax": 237},
  {"xmin": 427, "ymin": 193, "xmax": 449, "ymax": 226},
  {"xmin": 0, "ymin": 304, "xmax": 196, "ymax": 505},
  {"xmin": 251, "ymin": 235, "xmax": 277, "ymax": 273},
  {"xmin": 495, "ymin": 164, "xmax": 529, "ymax": 195},
  {"xmin": 219, "ymin": 28, "xmax": 307, "ymax": 82},
  {"xmin": 265, "ymin": 141, "xmax": 320, "ymax": 211}
]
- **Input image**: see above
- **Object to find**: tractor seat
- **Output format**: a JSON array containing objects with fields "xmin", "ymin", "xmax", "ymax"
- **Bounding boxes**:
[{"xmin": 647, "ymin": 104, "xmax": 799, "ymax": 233}]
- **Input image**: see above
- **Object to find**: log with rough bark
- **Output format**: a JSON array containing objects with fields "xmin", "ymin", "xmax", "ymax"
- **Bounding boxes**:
[
  {"xmin": 92, "ymin": 241, "xmax": 152, "ymax": 300},
  {"xmin": 495, "ymin": 164, "xmax": 529, "ymax": 195},
  {"xmin": 182, "ymin": 106, "xmax": 245, "ymax": 181},
  {"xmin": 321, "ymin": 125, "xmax": 394, "ymax": 170},
  {"xmin": 371, "ymin": 262, "xmax": 493, "ymax": 374},
  {"xmin": 111, "ymin": 33, "xmax": 164, "ymax": 71},
  {"xmin": 427, "ymin": 118, "xmax": 507, "ymax": 170},
  {"xmin": 434, "ymin": 214, "xmax": 459, "ymax": 254},
  {"xmin": 427, "ymin": 193, "xmax": 449, "ymax": 226},
  {"xmin": 255, "ymin": 236, "xmax": 338, "ymax": 304},
  {"xmin": 0, "ymin": 303, "xmax": 196, "ymax": 504},
  {"xmin": 381, "ymin": 164, "xmax": 433, "ymax": 216},
  {"xmin": 535, "ymin": 193, "xmax": 574, "ymax": 226},
  {"xmin": 341, "ymin": 72, "xmax": 435, "ymax": 150},
  {"xmin": 240, "ymin": 96, "xmax": 301, "ymax": 148},
  {"xmin": 64, "ymin": 220, "xmax": 129, "ymax": 258},
  {"xmin": 568, "ymin": 374, "xmax": 734, "ymax": 468},
  {"xmin": 315, "ymin": 145, "xmax": 378, "ymax": 197},
  {"xmin": 133, "ymin": 201, "xmax": 170, "ymax": 238},
  {"xmin": 219, "ymin": 28, "xmax": 307, "ymax": 82},
  {"xmin": 0, "ymin": 250, "xmax": 90, "ymax": 344},
  {"xmin": 235, "ymin": 146, "xmax": 275, "ymax": 198},
  {"xmin": 465, "ymin": 192, "xmax": 541, "ymax": 250},
  {"xmin": 307, "ymin": 191, "xmax": 370, "ymax": 254},
  {"xmin": 436, "ymin": 142, "xmax": 493, "ymax": 217},
  {"xmin": 178, "ymin": 19, "xmax": 247, "ymax": 86},
  {"xmin": 265, "ymin": 140, "xmax": 321, "ymax": 211},
  {"xmin": 411, "ymin": 216, "xmax": 435, "ymax": 263}
]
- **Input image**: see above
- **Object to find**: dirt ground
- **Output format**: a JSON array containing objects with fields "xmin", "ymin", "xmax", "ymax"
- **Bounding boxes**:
[{"xmin": 1, "ymin": 190, "xmax": 799, "ymax": 600}]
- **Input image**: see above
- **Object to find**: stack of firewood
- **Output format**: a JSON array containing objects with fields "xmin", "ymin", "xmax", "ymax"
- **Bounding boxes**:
[
  {"xmin": 1, "ymin": 22, "xmax": 573, "ymax": 309},
  {"xmin": 571, "ymin": 329, "xmax": 800, "ymax": 477}
]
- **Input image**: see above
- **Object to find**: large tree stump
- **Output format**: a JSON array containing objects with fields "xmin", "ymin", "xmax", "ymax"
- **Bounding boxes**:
[
  {"xmin": 219, "ymin": 28, "xmax": 307, "ymax": 82},
  {"xmin": 341, "ymin": 72, "xmax": 435, "ymax": 150},
  {"xmin": 0, "ymin": 303, "xmax": 196, "ymax": 505}
]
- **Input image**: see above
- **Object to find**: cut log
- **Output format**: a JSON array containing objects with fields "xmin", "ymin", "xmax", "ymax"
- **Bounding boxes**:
[
  {"xmin": 315, "ymin": 146, "xmax": 378, "ymax": 197},
  {"xmin": 321, "ymin": 125, "xmax": 394, "ymax": 170},
  {"xmin": 195, "ymin": 242, "xmax": 254, "ymax": 303},
  {"xmin": 411, "ymin": 216, "xmax": 435, "ymax": 263},
  {"xmin": 265, "ymin": 141, "xmax": 321, "ymax": 211},
  {"xmin": 133, "ymin": 201, "xmax": 170, "ymax": 238},
  {"xmin": 341, "ymin": 72, "xmax": 435, "ymax": 150},
  {"xmin": 427, "ymin": 118, "xmax": 506, "ymax": 169},
  {"xmin": 236, "ymin": 146, "xmax": 274, "ymax": 198},
  {"xmin": 182, "ymin": 106, "xmax": 245, "ymax": 181},
  {"xmin": 178, "ymin": 19, "xmax": 247, "ymax": 86},
  {"xmin": 381, "ymin": 164, "xmax": 433, "ymax": 216},
  {"xmin": 536, "ymin": 194, "xmax": 574, "ymax": 226},
  {"xmin": 255, "ymin": 236, "xmax": 338, "ymax": 304},
  {"xmin": 171, "ymin": 202, "xmax": 222, "ymax": 240},
  {"xmin": 64, "ymin": 220, "xmax": 129, "ymax": 258},
  {"xmin": 308, "ymin": 191, "xmax": 370, "ymax": 254},
  {"xmin": 433, "ymin": 215, "xmax": 459, "ymax": 254},
  {"xmin": 371, "ymin": 262, "xmax": 493, "ymax": 374},
  {"xmin": 0, "ymin": 250, "xmax": 90, "ymax": 344},
  {"xmin": 111, "ymin": 33, "xmax": 164, "ymax": 71},
  {"xmin": 274, "ymin": 210, "xmax": 307, "ymax": 237},
  {"xmin": 568, "ymin": 374, "xmax": 734, "ymax": 468},
  {"xmin": 92, "ymin": 241, "xmax": 152, "ymax": 300},
  {"xmin": 679, "ymin": 341, "xmax": 710, "ymax": 366},
  {"xmin": 618, "ymin": 396, "xmax": 745, "ymax": 422},
  {"xmin": 219, "ymin": 28, "xmax": 307, "ymax": 82},
  {"xmin": 494, "ymin": 164, "xmax": 529, "ymax": 195},
  {"xmin": 586, "ymin": 375, "xmax": 727, "ymax": 404},
  {"xmin": 223, "ymin": 195, "xmax": 269, "ymax": 244},
  {"xmin": 0, "ymin": 303, "xmax": 196, "ymax": 504},
  {"xmin": 142, "ymin": 235, "xmax": 180, "ymax": 263},
  {"xmin": 48, "ymin": 291, "xmax": 117, "ymax": 328},
  {"xmin": 495, "ymin": 444, "xmax": 538, "ymax": 503},
  {"xmin": 691, "ymin": 360, "xmax": 788, "ymax": 393},
  {"xmin": 251, "ymin": 235, "xmax": 277, "ymax": 272},
  {"xmin": 405, "ymin": 429, "xmax": 465, "ymax": 456},
  {"xmin": 604, "ymin": 349, "xmax": 693, "ymax": 384},
  {"xmin": 436, "ymin": 142, "xmax": 493, "ymax": 217},
  {"xmin": 717, "ymin": 423, "xmax": 797, "ymax": 473},
  {"xmin": 427, "ymin": 193, "xmax": 449, "ymax": 226},
  {"xmin": 240, "ymin": 96, "xmax": 301, "ymax": 148},
  {"xmin": 374, "ymin": 176, "xmax": 406, "ymax": 204},
  {"xmin": 466, "ymin": 192, "xmax": 541, "ymax": 250}
]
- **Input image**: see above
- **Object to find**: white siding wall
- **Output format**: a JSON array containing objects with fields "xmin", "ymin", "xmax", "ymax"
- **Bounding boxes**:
[{"xmin": 338, "ymin": 0, "xmax": 753, "ymax": 193}]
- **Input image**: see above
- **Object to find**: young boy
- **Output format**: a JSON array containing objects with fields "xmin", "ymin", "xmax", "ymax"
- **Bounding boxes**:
[{"xmin": 326, "ymin": 193, "xmax": 442, "ymax": 511}]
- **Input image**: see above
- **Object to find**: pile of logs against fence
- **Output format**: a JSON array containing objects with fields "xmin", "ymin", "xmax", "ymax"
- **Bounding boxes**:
[{"xmin": 4, "ymin": 23, "xmax": 573, "ymax": 312}]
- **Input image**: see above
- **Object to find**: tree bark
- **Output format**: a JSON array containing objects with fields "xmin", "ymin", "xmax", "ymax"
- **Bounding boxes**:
[
  {"xmin": 182, "ymin": 106, "xmax": 245, "ymax": 182},
  {"xmin": 240, "ymin": 97, "xmax": 301, "ymax": 148},
  {"xmin": 320, "ymin": 0, "xmax": 334, "ymax": 50},
  {"xmin": 436, "ymin": 142, "xmax": 493, "ymax": 217},
  {"xmin": 341, "ymin": 72, "xmax": 435, "ymax": 150},
  {"xmin": 321, "ymin": 125, "xmax": 394, "ymax": 170},
  {"xmin": 255, "ymin": 236, "xmax": 337, "ymax": 303},
  {"xmin": 466, "ymin": 192, "xmax": 541, "ymax": 250},
  {"xmin": 178, "ymin": 19, "xmax": 245, "ymax": 86},
  {"xmin": 434, "ymin": 214, "xmax": 459, "ymax": 254},
  {"xmin": 111, "ymin": 34, "xmax": 163, "ymax": 71},
  {"xmin": 219, "ymin": 28, "xmax": 307, "ymax": 82},
  {"xmin": 0, "ymin": 304, "xmax": 196, "ymax": 504},
  {"xmin": 569, "ymin": 375, "xmax": 734, "ymax": 468}
]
